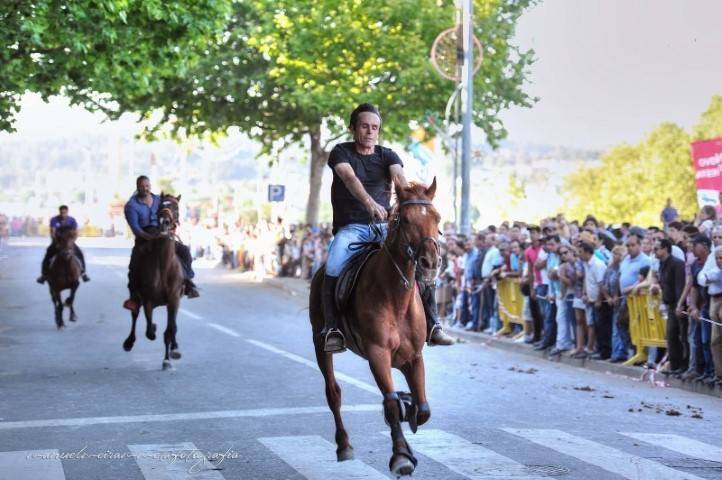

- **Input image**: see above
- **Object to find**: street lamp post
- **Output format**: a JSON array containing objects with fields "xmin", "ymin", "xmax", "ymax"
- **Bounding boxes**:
[{"xmin": 460, "ymin": 0, "xmax": 473, "ymax": 236}]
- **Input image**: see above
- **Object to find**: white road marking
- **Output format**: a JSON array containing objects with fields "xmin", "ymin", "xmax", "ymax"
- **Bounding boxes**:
[
  {"xmin": 207, "ymin": 323, "xmax": 240, "ymax": 337},
  {"xmin": 128, "ymin": 442, "xmax": 224, "ymax": 480},
  {"xmin": 504, "ymin": 429, "xmax": 705, "ymax": 480},
  {"xmin": 245, "ymin": 338, "xmax": 378, "ymax": 395},
  {"xmin": 259, "ymin": 435, "xmax": 388, "ymax": 480},
  {"xmin": 622, "ymin": 433, "xmax": 722, "ymax": 463},
  {"xmin": 180, "ymin": 309, "xmax": 203, "ymax": 320},
  {"xmin": 405, "ymin": 429, "xmax": 547, "ymax": 479},
  {"xmin": 0, "ymin": 404, "xmax": 380, "ymax": 431},
  {"xmin": 0, "ymin": 449, "xmax": 65, "ymax": 480}
]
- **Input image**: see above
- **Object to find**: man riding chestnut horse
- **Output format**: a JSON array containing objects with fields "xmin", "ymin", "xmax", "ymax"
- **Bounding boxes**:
[
  {"xmin": 320, "ymin": 102, "xmax": 454, "ymax": 352},
  {"xmin": 122, "ymin": 175, "xmax": 199, "ymax": 312}
]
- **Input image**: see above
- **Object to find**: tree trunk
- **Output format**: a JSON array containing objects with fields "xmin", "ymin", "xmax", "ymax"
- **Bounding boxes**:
[{"xmin": 306, "ymin": 124, "xmax": 328, "ymax": 226}]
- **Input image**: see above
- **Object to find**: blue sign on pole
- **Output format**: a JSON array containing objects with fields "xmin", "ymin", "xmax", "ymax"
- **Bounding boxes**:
[{"xmin": 268, "ymin": 185, "xmax": 285, "ymax": 202}]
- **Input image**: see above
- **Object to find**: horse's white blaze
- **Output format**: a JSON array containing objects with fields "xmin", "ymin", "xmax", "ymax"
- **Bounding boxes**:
[
  {"xmin": 622, "ymin": 433, "xmax": 722, "ymax": 462},
  {"xmin": 259, "ymin": 435, "xmax": 389, "ymax": 480},
  {"xmin": 504, "ymin": 429, "xmax": 706, "ymax": 480},
  {"xmin": 0, "ymin": 450, "xmax": 65, "ymax": 480},
  {"xmin": 128, "ymin": 442, "xmax": 224, "ymax": 479},
  {"xmin": 420, "ymin": 207, "xmax": 427, "ymax": 216}
]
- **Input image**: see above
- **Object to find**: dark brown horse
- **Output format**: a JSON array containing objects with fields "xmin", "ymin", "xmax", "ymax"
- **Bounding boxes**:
[
  {"xmin": 309, "ymin": 179, "xmax": 441, "ymax": 477},
  {"xmin": 46, "ymin": 226, "xmax": 81, "ymax": 329},
  {"xmin": 122, "ymin": 193, "xmax": 184, "ymax": 370}
]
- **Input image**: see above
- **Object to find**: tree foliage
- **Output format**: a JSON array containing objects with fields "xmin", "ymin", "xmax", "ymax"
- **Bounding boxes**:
[
  {"xmin": 562, "ymin": 98, "xmax": 722, "ymax": 226},
  {"xmin": 0, "ymin": 0, "xmax": 231, "ymax": 132},
  {"xmin": 88, "ymin": 0, "xmax": 537, "ymax": 223}
]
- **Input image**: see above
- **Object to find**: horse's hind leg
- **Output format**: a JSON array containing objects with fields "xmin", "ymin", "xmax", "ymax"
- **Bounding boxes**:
[
  {"xmin": 123, "ymin": 310, "xmax": 139, "ymax": 352},
  {"xmin": 400, "ymin": 356, "xmax": 431, "ymax": 432},
  {"xmin": 313, "ymin": 340, "xmax": 353, "ymax": 461},
  {"xmin": 368, "ymin": 347, "xmax": 417, "ymax": 477}
]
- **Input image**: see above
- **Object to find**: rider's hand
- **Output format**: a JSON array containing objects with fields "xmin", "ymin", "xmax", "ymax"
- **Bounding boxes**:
[{"xmin": 366, "ymin": 199, "xmax": 388, "ymax": 222}]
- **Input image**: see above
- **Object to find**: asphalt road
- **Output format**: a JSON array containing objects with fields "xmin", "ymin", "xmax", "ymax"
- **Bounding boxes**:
[{"xmin": 1, "ymin": 239, "xmax": 721, "ymax": 480}]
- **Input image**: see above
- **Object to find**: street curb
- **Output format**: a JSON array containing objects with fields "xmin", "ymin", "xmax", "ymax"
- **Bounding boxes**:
[
  {"xmin": 263, "ymin": 277, "xmax": 722, "ymax": 400},
  {"xmin": 449, "ymin": 327, "xmax": 722, "ymax": 400}
]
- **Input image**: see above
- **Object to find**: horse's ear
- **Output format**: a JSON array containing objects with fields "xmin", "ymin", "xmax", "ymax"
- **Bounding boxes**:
[
  {"xmin": 160, "ymin": 191, "xmax": 164, "ymax": 198},
  {"xmin": 394, "ymin": 181, "xmax": 406, "ymax": 202},
  {"xmin": 425, "ymin": 177, "xmax": 437, "ymax": 200},
  {"xmin": 177, "ymin": 194, "xmax": 182, "ymax": 202}
]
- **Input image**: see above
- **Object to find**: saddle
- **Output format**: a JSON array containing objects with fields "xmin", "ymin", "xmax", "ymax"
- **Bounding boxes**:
[{"xmin": 335, "ymin": 242, "xmax": 381, "ymax": 313}]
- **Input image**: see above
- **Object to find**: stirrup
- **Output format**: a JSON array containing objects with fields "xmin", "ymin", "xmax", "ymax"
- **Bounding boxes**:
[
  {"xmin": 324, "ymin": 329, "xmax": 347, "ymax": 354},
  {"xmin": 82, "ymin": 273, "xmax": 90, "ymax": 282},
  {"xmin": 427, "ymin": 324, "xmax": 455, "ymax": 346}
]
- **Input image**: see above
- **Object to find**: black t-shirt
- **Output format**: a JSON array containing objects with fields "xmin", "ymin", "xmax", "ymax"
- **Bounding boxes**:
[{"xmin": 327, "ymin": 142, "xmax": 403, "ymax": 233}]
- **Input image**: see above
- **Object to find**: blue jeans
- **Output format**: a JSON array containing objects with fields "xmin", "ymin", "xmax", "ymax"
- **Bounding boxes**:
[
  {"xmin": 460, "ymin": 288, "xmax": 481, "ymax": 328},
  {"xmin": 700, "ymin": 305, "xmax": 714, "ymax": 376},
  {"xmin": 611, "ymin": 298, "xmax": 631, "ymax": 360},
  {"xmin": 325, "ymin": 223, "xmax": 387, "ymax": 277},
  {"xmin": 555, "ymin": 296, "xmax": 574, "ymax": 350},
  {"xmin": 481, "ymin": 284, "xmax": 496, "ymax": 330},
  {"xmin": 536, "ymin": 285, "xmax": 556, "ymax": 347}
]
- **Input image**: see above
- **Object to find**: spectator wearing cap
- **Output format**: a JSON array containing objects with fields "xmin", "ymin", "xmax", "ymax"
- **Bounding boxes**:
[
  {"xmin": 685, "ymin": 234, "xmax": 715, "ymax": 382},
  {"xmin": 654, "ymin": 237, "xmax": 687, "ymax": 375}
]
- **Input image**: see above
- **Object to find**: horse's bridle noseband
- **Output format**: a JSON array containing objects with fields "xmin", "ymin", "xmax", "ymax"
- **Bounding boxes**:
[{"xmin": 382, "ymin": 198, "xmax": 441, "ymax": 290}]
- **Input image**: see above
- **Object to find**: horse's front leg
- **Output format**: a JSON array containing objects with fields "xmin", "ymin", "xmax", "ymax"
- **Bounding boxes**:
[
  {"xmin": 400, "ymin": 356, "xmax": 431, "ymax": 432},
  {"xmin": 368, "ymin": 346, "xmax": 418, "ymax": 477},
  {"xmin": 166, "ymin": 299, "xmax": 181, "ymax": 364},
  {"xmin": 123, "ymin": 309, "xmax": 139, "ymax": 351},
  {"xmin": 50, "ymin": 288, "xmax": 64, "ymax": 329},
  {"xmin": 143, "ymin": 301, "xmax": 156, "ymax": 341},
  {"xmin": 66, "ymin": 285, "xmax": 78, "ymax": 322}
]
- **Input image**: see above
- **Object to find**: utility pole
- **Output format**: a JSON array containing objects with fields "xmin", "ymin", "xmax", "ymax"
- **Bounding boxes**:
[{"xmin": 459, "ymin": 0, "xmax": 473, "ymax": 236}]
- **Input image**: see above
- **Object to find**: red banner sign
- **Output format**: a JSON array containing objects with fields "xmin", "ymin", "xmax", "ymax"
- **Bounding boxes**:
[{"xmin": 691, "ymin": 138, "xmax": 722, "ymax": 205}]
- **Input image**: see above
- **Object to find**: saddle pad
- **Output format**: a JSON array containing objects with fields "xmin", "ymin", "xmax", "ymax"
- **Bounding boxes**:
[{"xmin": 335, "ymin": 244, "xmax": 380, "ymax": 312}]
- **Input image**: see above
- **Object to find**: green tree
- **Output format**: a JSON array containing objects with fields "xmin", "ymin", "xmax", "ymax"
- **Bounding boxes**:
[
  {"xmin": 96, "ymin": 0, "xmax": 536, "ymax": 224},
  {"xmin": 692, "ymin": 95, "xmax": 722, "ymax": 141},
  {"xmin": 0, "ymin": 0, "xmax": 231, "ymax": 132},
  {"xmin": 564, "ymin": 123, "xmax": 696, "ymax": 225}
]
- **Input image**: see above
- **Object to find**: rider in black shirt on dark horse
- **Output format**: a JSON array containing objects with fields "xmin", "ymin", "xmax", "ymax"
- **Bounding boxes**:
[{"xmin": 320, "ymin": 103, "xmax": 454, "ymax": 353}]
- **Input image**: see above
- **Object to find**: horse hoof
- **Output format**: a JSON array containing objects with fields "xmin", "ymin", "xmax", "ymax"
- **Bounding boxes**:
[
  {"xmin": 162, "ymin": 360, "xmax": 173, "ymax": 370},
  {"xmin": 170, "ymin": 349, "xmax": 181, "ymax": 360},
  {"xmin": 336, "ymin": 446, "xmax": 354, "ymax": 462},
  {"xmin": 69, "ymin": 316, "xmax": 77, "ymax": 322},
  {"xmin": 416, "ymin": 402, "xmax": 431, "ymax": 427},
  {"xmin": 123, "ymin": 339, "xmax": 134, "ymax": 352},
  {"xmin": 146, "ymin": 324, "xmax": 157, "ymax": 341},
  {"xmin": 390, "ymin": 455, "xmax": 415, "ymax": 477}
]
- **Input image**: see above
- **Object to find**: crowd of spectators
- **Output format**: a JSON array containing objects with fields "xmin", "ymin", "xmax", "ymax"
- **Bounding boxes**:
[{"xmin": 433, "ymin": 204, "xmax": 722, "ymax": 388}]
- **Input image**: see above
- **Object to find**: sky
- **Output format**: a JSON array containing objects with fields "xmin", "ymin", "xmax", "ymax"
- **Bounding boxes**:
[{"xmin": 3, "ymin": 0, "xmax": 721, "ymax": 150}]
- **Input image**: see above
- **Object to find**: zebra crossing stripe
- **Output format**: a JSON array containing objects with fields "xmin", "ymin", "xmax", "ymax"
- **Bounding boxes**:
[
  {"xmin": 622, "ymin": 433, "xmax": 722, "ymax": 463},
  {"xmin": 127, "ymin": 443, "xmax": 225, "ymax": 480},
  {"xmin": 0, "ymin": 449, "xmax": 65, "ymax": 480},
  {"xmin": 504, "ymin": 428, "xmax": 706, "ymax": 480},
  {"xmin": 259, "ymin": 435, "xmax": 389, "ymax": 480},
  {"xmin": 406, "ymin": 429, "xmax": 547, "ymax": 479}
]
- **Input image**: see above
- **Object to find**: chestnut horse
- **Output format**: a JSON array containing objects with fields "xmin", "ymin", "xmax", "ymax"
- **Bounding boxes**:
[
  {"xmin": 46, "ymin": 226, "xmax": 81, "ymax": 329},
  {"xmin": 122, "ymin": 193, "xmax": 184, "ymax": 370},
  {"xmin": 309, "ymin": 179, "xmax": 440, "ymax": 477}
]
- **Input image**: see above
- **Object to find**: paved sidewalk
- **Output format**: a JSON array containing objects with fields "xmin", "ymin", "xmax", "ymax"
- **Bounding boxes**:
[{"xmin": 263, "ymin": 276, "xmax": 722, "ymax": 400}]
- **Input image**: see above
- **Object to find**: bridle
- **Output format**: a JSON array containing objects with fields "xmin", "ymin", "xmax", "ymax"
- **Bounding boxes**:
[
  {"xmin": 381, "ymin": 199, "xmax": 440, "ymax": 290},
  {"xmin": 158, "ymin": 197, "xmax": 180, "ymax": 235}
]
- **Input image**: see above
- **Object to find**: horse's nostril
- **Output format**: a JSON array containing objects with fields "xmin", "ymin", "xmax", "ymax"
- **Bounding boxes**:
[{"xmin": 420, "ymin": 257, "xmax": 432, "ymax": 269}]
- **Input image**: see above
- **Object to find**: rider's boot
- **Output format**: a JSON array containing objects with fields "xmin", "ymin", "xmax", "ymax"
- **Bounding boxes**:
[
  {"xmin": 36, "ymin": 275, "xmax": 46, "ymax": 284},
  {"xmin": 123, "ymin": 290, "xmax": 140, "ymax": 313},
  {"xmin": 81, "ymin": 272, "xmax": 90, "ymax": 282},
  {"xmin": 421, "ymin": 283, "xmax": 455, "ymax": 346},
  {"xmin": 320, "ymin": 275, "xmax": 346, "ymax": 353},
  {"xmin": 185, "ymin": 279, "xmax": 200, "ymax": 299}
]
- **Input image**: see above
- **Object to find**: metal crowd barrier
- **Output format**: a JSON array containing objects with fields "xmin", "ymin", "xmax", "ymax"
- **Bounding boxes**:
[
  {"xmin": 623, "ymin": 290, "xmax": 667, "ymax": 366},
  {"xmin": 496, "ymin": 278, "xmax": 525, "ymax": 338}
]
